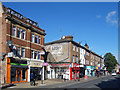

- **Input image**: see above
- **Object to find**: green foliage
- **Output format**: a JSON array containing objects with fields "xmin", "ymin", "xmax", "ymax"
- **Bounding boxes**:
[{"xmin": 104, "ymin": 52, "xmax": 117, "ymax": 73}]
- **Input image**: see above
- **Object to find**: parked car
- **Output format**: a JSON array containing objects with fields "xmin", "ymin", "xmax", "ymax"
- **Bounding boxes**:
[{"xmin": 111, "ymin": 70, "xmax": 117, "ymax": 76}]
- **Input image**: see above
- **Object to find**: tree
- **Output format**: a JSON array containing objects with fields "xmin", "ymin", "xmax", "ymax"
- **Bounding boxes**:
[{"xmin": 104, "ymin": 53, "xmax": 118, "ymax": 73}]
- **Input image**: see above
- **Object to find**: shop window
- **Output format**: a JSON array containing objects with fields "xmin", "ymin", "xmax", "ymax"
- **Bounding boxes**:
[
  {"xmin": 22, "ymin": 69, "xmax": 26, "ymax": 81},
  {"xmin": 11, "ymin": 67, "xmax": 16, "ymax": 82},
  {"xmin": 32, "ymin": 34, "xmax": 34, "ymax": 43},
  {"xmin": 39, "ymin": 36, "xmax": 41, "ymax": 44},
  {"xmin": 35, "ymin": 35, "xmax": 38, "ymax": 43},
  {"xmin": 13, "ymin": 26, "xmax": 16, "ymax": 37},
  {"xmin": 22, "ymin": 30, "xmax": 26, "ymax": 40},
  {"xmin": 17, "ymin": 28, "xmax": 21, "ymax": 39},
  {"xmin": 22, "ymin": 48, "xmax": 25, "ymax": 57}
]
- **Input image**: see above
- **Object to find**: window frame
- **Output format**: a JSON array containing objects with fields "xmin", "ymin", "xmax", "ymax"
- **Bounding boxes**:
[
  {"xmin": 22, "ymin": 30, "xmax": 26, "ymax": 40},
  {"xmin": 13, "ymin": 26, "xmax": 16, "ymax": 37},
  {"xmin": 22, "ymin": 48, "xmax": 25, "ymax": 57}
]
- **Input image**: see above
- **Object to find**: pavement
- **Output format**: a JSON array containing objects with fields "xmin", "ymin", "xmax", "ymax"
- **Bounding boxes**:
[{"xmin": 2, "ymin": 75, "xmax": 108, "ymax": 89}]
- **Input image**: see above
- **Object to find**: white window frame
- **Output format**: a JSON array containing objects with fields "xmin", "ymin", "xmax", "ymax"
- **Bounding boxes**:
[
  {"xmin": 32, "ymin": 34, "xmax": 34, "ymax": 43},
  {"xmin": 39, "ymin": 36, "xmax": 41, "ymax": 44},
  {"xmin": 22, "ymin": 30, "xmax": 26, "ymax": 40},
  {"xmin": 22, "ymin": 48, "xmax": 25, "ymax": 57},
  {"xmin": 32, "ymin": 50, "xmax": 34, "ymax": 59},
  {"xmin": 13, "ymin": 26, "xmax": 16, "ymax": 37},
  {"xmin": 17, "ymin": 47, "xmax": 21, "ymax": 57},
  {"xmin": 73, "ymin": 45, "xmax": 75, "ymax": 51}
]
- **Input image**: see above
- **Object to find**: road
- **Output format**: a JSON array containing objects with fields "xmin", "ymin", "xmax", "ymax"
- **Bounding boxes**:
[
  {"xmin": 37, "ymin": 75, "xmax": 120, "ymax": 88},
  {"xmin": 4, "ymin": 75, "xmax": 120, "ymax": 90}
]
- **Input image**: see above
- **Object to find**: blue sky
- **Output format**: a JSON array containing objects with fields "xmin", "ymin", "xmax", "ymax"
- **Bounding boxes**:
[{"xmin": 3, "ymin": 2, "xmax": 118, "ymax": 62}]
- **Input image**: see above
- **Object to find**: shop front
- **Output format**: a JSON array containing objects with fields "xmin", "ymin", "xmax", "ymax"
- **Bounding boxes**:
[
  {"xmin": 50, "ymin": 63, "xmax": 70, "ymax": 80},
  {"xmin": 6, "ymin": 57, "xmax": 28, "ymax": 84},
  {"xmin": 91, "ymin": 66, "xmax": 96, "ymax": 77},
  {"xmin": 70, "ymin": 63, "xmax": 80, "ymax": 80},
  {"xmin": 29, "ymin": 61, "xmax": 43, "ymax": 80}
]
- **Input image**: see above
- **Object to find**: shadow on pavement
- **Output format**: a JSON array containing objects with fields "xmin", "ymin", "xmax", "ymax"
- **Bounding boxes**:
[
  {"xmin": 2, "ymin": 84, "xmax": 16, "ymax": 89},
  {"xmin": 95, "ymin": 76, "xmax": 120, "ymax": 88}
]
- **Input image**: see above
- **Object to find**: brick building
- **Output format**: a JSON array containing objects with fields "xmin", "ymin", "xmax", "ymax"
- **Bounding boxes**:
[
  {"xmin": 45, "ymin": 35, "xmax": 103, "ymax": 80},
  {"xmin": 0, "ymin": 2, "xmax": 46, "ymax": 84}
]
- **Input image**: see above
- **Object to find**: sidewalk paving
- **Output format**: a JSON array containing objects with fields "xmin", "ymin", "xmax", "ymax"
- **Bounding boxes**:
[{"xmin": 2, "ymin": 75, "xmax": 108, "ymax": 89}]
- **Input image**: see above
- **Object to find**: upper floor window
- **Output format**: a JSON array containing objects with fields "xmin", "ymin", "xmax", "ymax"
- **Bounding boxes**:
[
  {"xmin": 32, "ymin": 50, "xmax": 34, "ymax": 59},
  {"xmin": 13, "ymin": 26, "xmax": 16, "ymax": 37},
  {"xmin": 35, "ymin": 35, "xmax": 38, "ymax": 43},
  {"xmin": 73, "ymin": 45, "xmax": 75, "ymax": 51},
  {"xmin": 22, "ymin": 30, "xmax": 26, "ymax": 40},
  {"xmin": 35, "ymin": 51, "xmax": 37, "ymax": 59},
  {"xmin": 72, "ymin": 56, "xmax": 75, "ymax": 63},
  {"xmin": 22, "ymin": 48, "xmax": 25, "ymax": 57},
  {"xmin": 17, "ymin": 28, "xmax": 21, "ymax": 38},
  {"xmin": 32, "ymin": 34, "xmax": 34, "ymax": 43},
  {"xmin": 76, "ymin": 47, "xmax": 78, "ymax": 52},
  {"xmin": 38, "ymin": 52, "xmax": 40, "ymax": 59},
  {"xmin": 17, "ymin": 47, "xmax": 21, "ymax": 57},
  {"xmin": 39, "ymin": 36, "xmax": 41, "ymax": 44},
  {"xmin": 76, "ymin": 57, "xmax": 78, "ymax": 63}
]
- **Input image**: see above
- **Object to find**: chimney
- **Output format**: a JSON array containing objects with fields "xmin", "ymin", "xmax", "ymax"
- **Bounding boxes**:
[
  {"xmin": 85, "ymin": 43, "xmax": 89, "ymax": 49},
  {"xmin": 61, "ymin": 35, "xmax": 73, "ymax": 40}
]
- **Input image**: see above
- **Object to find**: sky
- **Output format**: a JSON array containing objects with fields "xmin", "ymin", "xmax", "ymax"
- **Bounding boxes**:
[{"xmin": 2, "ymin": 2, "xmax": 118, "ymax": 63}]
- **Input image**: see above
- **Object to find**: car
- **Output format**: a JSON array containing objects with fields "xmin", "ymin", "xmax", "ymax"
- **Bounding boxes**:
[{"xmin": 111, "ymin": 72, "xmax": 117, "ymax": 76}]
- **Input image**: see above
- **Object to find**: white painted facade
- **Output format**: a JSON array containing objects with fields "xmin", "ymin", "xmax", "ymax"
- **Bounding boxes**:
[{"xmin": 80, "ymin": 47, "xmax": 86, "ymax": 65}]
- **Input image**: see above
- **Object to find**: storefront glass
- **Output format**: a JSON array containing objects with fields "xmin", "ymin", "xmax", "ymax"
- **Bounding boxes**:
[
  {"xmin": 22, "ymin": 69, "xmax": 26, "ymax": 81},
  {"xmin": 11, "ymin": 67, "xmax": 16, "ymax": 82},
  {"xmin": 17, "ymin": 69, "xmax": 21, "ymax": 81}
]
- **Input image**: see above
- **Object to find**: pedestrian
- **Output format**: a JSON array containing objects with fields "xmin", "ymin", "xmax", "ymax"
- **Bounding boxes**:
[
  {"xmin": 63, "ymin": 73, "xmax": 66, "ymax": 81},
  {"xmin": 30, "ymin": 72, "xmax": 34, "ymax": 86},
  {"xmin": 33, "ymin": 72, "xmax": 36, "ymax": 86}
]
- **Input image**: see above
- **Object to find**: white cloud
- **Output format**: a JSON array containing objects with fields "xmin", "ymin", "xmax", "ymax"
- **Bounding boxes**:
[
  {"xmin": 96, "ymin": 15, "xmax": 101, "ymax": 19},
  {"xmin": 106, "ymin": 11, "xmax": 117, "ymax": 25}
]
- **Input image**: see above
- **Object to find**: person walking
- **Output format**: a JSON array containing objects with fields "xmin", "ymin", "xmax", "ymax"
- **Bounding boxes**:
[
  {"xmin": 33, "ymin": 72, "xmax": 36, "ymax": 86},
  {"xmin": 30, "ymin": 72, "xmax": 34, "ymax": 86}
]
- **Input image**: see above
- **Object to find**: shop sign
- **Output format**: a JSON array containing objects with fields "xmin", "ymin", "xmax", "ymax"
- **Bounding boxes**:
[
  {"xmin": 43, "ymin": 63, "xmax": 48, "ymax": 66},
  {"xmin": 70, "ymin": 63, "xmax": 77, "ymax": 68},
  {"xmin": 51, "ymin": 63, "xmax": 70, "ymax": 67},
  {"xmin": 30, "ymin": 61, "xmax": 43, "ymax": 67},
  {"xmin": 40, "ymin": 51, "xmax": 45, "ymax": 55}
]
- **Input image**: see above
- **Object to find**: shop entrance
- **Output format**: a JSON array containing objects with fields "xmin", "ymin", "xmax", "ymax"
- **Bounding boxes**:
[{"xmin": 11, "ymin": 67, "xmax": 27, "ymax": 83}]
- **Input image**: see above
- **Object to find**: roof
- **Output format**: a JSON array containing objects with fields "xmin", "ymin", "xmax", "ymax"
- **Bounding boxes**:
[{"xmin": 45, "ymin": 39, "xmax": 103, "ymax": 59}]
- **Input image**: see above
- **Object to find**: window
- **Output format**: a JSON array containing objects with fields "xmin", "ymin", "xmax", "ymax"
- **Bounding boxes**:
[
  {"xmin": 22, "ymin": 48, "xmax": 25, "ymax": 57},
  {"xmin": 22, "ymin": 30, "xmax": 25, "ymax": 40},
  {"xmin": 35, "ymin": 51, "xmax": 37, "ymax": 59},
  {"xmin": 17, "ymin": 47, "xmax": 21, "ymax": 57},
  {"xmin": 13, "ymin": 26, "xmax": 16, "ymax": 37},
  {"xmin": 17, "ymin": 28, "xmax": 21, "ymax": 38},
  {"xmin": 13, "ymin": 49, "xmax": 16, "ymax": 56},
  {"xmin": 76, "ymin": 47, "xmax": 78, "ymax": 52},
  {"xmin": 72, "ymin": 56, "xmax": 75, "ymax": 63},
  {"xmin": 32, "ymin": 50, "xmax": 34, "ymax": 59},
  {"xmin": 76, "ymin": 57, "xmax": 78, "ymax": 63},
  {"xmin": 32, "ymin": 34, "xmax": 34, "ymax": 43},
  {"xmin": 35, "ymin": 35, "xmax": 38, "ymax": 43},
  {"xmin": 39, "ymin": 36, "xmax": 41, "ymax": 44},
  {"xmin": 38, "ymin": 52, "xmax": 40, "ymax": 59},
  {"xmin": 73, "ymin": 45, "xmax": 75, "ymax": 51}
]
